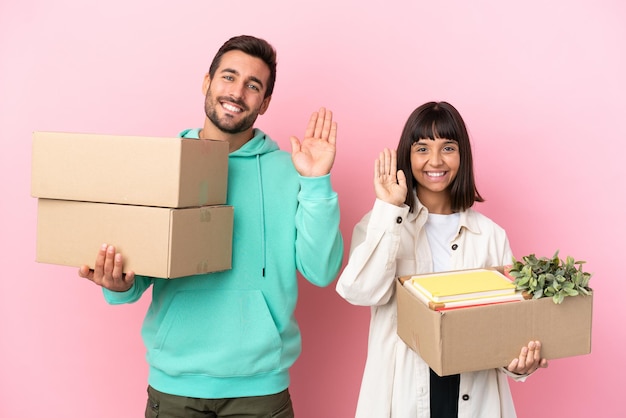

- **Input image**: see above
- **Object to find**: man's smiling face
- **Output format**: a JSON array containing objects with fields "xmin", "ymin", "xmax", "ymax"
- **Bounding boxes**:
[{"xmin": 203, "ymin": 50, "xmax": 271, "ymax": 135}]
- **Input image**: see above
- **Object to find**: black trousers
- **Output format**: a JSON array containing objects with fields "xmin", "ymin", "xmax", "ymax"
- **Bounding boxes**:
[{"xmin": 429, "ymin": 368, "xmax": 460, "ymax": 418}]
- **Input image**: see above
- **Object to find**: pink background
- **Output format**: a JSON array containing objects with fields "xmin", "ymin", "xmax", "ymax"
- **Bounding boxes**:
[{"xmin": 2, "ymin": 0, "xmax": 624, "ymax": 417}]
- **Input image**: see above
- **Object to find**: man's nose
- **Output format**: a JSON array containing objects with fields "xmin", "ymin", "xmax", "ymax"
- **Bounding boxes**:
[{"xmin": 228, "ymin": 82, "xmax": 246, "ymax": 99}]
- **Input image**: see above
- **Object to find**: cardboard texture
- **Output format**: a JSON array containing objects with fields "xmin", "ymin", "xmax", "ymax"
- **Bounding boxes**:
[
  {"xmin": 396, "ymin": 276, "xmax": 593, "ymax": 377},
  {"xmin": 31, "ymin": 131, "xmax": 229, "ymax": 208},
  {"xmin": 36, "ymin": 199, "xmax": 234, "ymax": 279}
]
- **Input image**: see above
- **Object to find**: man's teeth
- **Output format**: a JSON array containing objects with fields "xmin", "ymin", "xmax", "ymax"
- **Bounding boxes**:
[{"xmin": 223, "ymin": 103, "xmax": 241, "ymax": 112}]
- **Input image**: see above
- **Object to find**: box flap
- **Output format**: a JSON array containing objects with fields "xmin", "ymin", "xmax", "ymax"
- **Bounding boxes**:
[
  {"xmin": 179, "ymin": 139, "xmax": 229, "ymax": 207},
  {"xmin": 169, "ymin": 205, "xmax": 233, "ymax": 277}
]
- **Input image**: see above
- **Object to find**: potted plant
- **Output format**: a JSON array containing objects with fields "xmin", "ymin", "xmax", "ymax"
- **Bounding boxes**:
[{"xmin": 506, "ymin": 250, "xmax": 593, "ymax": 304}]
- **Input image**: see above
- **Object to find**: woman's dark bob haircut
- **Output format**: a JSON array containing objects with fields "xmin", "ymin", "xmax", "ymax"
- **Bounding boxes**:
[{"xmin": 396, "ymin": 101, "xmax": 484, "ymax": 212}]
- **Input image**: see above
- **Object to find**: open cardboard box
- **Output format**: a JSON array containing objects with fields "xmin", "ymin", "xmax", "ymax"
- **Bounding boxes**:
[
  {"xmin": 396, "ymin": 274, "xmax": 593, "ymax": 376},
  {"xmin": 31, "ymin": 131, "xmax": 229, "ymax": 208},
  {"xmin": 36, "ymin": 199, "xmax": 233, "ymax": 279}
]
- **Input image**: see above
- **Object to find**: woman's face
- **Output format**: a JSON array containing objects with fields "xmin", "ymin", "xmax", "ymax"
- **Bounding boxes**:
[{"xmin": 410, "ymin": 137, "xmax": 460, "ymax": 201}]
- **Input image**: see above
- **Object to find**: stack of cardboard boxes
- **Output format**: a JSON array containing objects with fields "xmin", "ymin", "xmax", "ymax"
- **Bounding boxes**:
[{"xmin": 31, "ymin": 131, "xmax": 233, "ymax": 279}]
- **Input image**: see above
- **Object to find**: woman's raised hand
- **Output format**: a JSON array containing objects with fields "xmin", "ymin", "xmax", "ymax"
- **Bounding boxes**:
[{"xmin": 374, "ymin": 148, "xmax": 407, "ymax": 207}]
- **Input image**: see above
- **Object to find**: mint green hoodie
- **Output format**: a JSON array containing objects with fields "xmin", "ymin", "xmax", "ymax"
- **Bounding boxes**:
[{"xmin": 103, "ymin": 129, "xmax": 343, "ymax": 399}]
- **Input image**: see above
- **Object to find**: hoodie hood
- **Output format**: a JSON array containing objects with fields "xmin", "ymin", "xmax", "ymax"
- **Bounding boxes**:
[
  {"xmin": 178, "ymin": 128, "xmax": 280, "ymax": 157},
  {"xmin": 231, "ymin": 129, "xmax": 280, "ymax": 157}
]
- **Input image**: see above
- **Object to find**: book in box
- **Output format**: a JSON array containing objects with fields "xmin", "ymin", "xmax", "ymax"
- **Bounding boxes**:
[{"xmin": 409, "ymin": 268, "xmax": 517, "ymax": 303}]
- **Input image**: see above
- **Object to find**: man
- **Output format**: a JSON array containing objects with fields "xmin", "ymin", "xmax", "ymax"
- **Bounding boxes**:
[{"xmin": 78, "ymin": 35, "xmax": 344, "ymax": 418}]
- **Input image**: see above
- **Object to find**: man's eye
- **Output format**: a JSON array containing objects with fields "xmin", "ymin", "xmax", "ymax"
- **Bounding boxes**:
[
  {"xmin": 223, "ymin": 75, "xmax": 234, "ymax": 81},
  {"xmin": 248, "ymin": 84, "xmax": 260, "ymax": 91}
]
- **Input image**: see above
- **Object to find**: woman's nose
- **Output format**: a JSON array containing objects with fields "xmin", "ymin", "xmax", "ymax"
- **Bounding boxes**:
[{"xmin": 429, "ymin": 151, "xmax": 443, "ymax": 166}]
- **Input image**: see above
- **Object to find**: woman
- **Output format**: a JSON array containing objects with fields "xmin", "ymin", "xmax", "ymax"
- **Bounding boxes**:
[{"xmin": 336, "ymin": 101, "xmax": 547, "ymax": 418}]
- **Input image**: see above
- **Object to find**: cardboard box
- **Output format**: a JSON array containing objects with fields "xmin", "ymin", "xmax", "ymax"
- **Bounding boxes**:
[
  {"xmin": 396, "ymin": 276, "xmax": 593, "ymax": 376},
  {"xmin": 36, "ymin": 199, "xmax": 233, "ymax": 279},
  {"xmin": 31, "ymin": 131, "xmax": 229, "ymax": 208}
]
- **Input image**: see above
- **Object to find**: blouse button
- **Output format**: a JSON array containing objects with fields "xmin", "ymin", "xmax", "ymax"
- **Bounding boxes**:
[
  {"xmin": 451, "ymin": 244, "xmax": 458, "ymax": 250},
  {"xmin": 396, "ymin": 216, "xmax": 403, "ymax": 224},
  {"xmin": 462, "ymin": 394, "xmax": 470, "ymax": 401}
]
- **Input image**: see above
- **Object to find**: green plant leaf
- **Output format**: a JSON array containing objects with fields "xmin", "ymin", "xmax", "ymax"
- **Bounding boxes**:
[
  {"xmin": 511, "ymin": 251, "xmax": 592, "ymax": 303},
  {"xmin": 516, "ymin": 276, "xmax": 530, "ymax": 286},
  {"xmin": 553, "ymin": 292, "xmax": 565, "ymax": 304}
]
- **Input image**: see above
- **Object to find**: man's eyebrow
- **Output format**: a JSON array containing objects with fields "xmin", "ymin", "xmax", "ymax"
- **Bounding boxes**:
[
  {"xmin": 247, "ymin": 76, "xmax": 264, "ymax": 89},
  {"xmin": 220, "ymin": 68, "xmax": 264, "ymax": 89},
  {"xmin": 220, "ymin": 68, "xmax": 239, "ymax": 75}
]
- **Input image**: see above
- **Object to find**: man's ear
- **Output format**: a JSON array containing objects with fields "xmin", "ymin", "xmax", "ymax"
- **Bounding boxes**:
[
  {"xmin": 259, "ymin": 95, "xmax": 272, "ymax": 115},
  {"xmin": 201, "ymin": 73, "xmax": 211, "ymax": 95}
]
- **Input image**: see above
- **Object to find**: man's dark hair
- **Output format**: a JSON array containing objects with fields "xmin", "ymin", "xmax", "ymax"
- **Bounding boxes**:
[{"xmin": 208, "ymin": 35, "xmax": 277, "ymax": 98}]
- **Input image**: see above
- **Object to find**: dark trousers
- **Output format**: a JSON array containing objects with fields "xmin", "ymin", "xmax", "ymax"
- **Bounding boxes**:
[
  {"xmin": 429, "ymin": 369, "xmax": 460, "ymax": 418},
  {"xmin": 145, "ymin": 386, "xmax": 295, "ymax": 418}
]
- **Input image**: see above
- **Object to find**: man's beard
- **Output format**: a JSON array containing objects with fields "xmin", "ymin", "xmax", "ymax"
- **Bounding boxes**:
[{"xmin": 204, "ymin": 92, "xmax": 259, "ymax": 135}]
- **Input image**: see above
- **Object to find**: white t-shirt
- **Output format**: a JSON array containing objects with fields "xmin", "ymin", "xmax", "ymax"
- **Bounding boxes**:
[{"xmin": 424, "ymin": 212, "xmax": 460, "ymax": 273}]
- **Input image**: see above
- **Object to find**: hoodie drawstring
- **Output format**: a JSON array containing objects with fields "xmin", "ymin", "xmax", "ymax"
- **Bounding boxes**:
[{"xmin": 256, "ymin": 154, "xmax": 266, "ymax": 277}]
